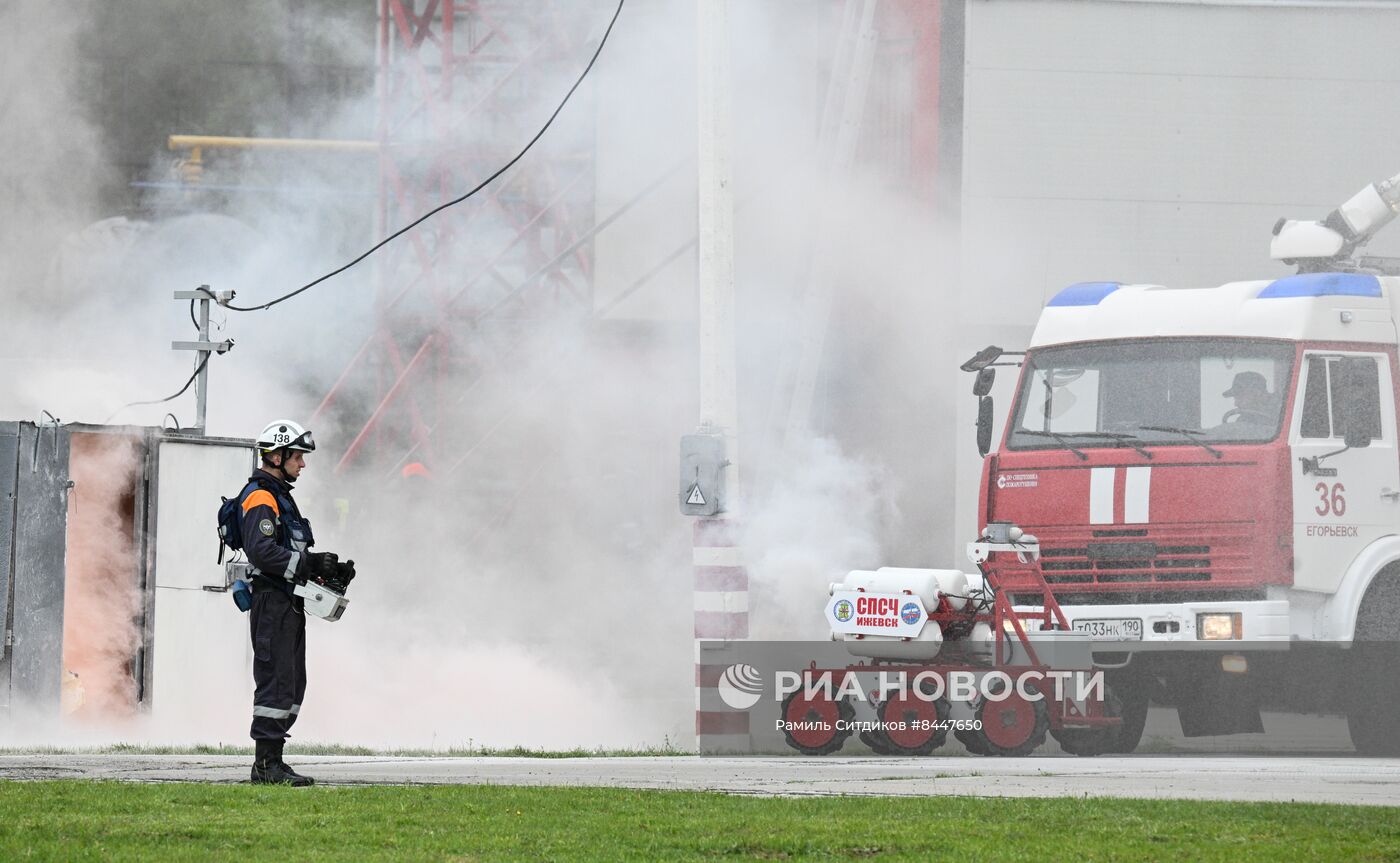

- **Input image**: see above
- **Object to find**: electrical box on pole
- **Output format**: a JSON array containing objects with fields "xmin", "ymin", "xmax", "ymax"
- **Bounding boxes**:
[{"xmin": 679, "ymin": 432, "xmax": 727, "ymax": 516}]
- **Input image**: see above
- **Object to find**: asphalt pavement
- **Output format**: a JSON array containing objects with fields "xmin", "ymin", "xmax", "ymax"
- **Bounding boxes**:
[{"xmin": 1, "ymin": 753, "xmax": 1397, "ymax": 805}]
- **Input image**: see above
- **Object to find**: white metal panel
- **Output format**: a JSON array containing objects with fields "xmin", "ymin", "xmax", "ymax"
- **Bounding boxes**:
[
  {"xmin": 151, "ymin": 587, "xmax": 253, "ymax": 739},
  {"xmin": 149, "ymin": 439, "xmax": 254, "ymax": 725},
  {"xmin": 152, "ymin": 440, "xmax": 252, "ymax": 590}
]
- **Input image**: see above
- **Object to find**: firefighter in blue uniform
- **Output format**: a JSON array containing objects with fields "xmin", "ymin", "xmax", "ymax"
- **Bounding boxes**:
[{"xmin": 240, "ymin": 419, "xmax": 351, "ymax": 786}]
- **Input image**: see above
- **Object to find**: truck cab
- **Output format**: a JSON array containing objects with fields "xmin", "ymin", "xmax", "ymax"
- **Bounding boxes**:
[
  {"xmin": 972, "ymin": 271, "xmax": 1400, "ymax": 750},
  {"xmin": 953, "ymin": 168, "xmax": 1400, "ymax": 753},
  {"xmin": 985, "ymin": 272, "xmax": 1400, "ymax": 648}
]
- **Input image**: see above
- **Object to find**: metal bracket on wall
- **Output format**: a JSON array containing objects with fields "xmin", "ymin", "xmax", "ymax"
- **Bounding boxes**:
[{"xmin": 31, "ymin": 411, "xmax": 61, "ymax": 472}]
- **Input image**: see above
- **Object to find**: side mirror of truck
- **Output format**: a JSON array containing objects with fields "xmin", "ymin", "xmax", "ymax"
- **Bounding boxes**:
[
  {"xmin": 961, "ymin": 345, "xmax": 1003, "ymax": 372},
  {"xmin": 1344, "ymin": 422, "xmax": 1373, "ymax": 450},
  {"xmin": 1338, "ymin": 356, "xmax": 1379, "ymax": 449},
  {"xmin": 977, "ymin": 396, "xmax": 995, "ymax": 457},
  {"xmin": 973, "ymin": 367, "xmax": 995, "ymax": 397}
]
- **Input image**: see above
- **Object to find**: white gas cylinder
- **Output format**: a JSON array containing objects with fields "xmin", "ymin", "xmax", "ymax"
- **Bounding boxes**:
[
  {"xmin": 831, "ymin": 568, "xmax": 965, "ymax": 662},
  {"xmin": 843, "ymin": 621, "xmax": 944, "ymax": 661},
  {"xmin": 835, "ymin": 567, "xmax": 972, "ymax": 612}
]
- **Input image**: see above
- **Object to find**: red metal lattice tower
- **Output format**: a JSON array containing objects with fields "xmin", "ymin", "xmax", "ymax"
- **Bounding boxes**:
[{"xmin": 313, "ymin": 0, "xmax": 601, "ymax": 475}]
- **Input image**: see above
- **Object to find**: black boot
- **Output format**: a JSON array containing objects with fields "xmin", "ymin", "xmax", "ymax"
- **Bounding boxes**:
[
  {"xmin": 251, "ymin": 739, "xmax": 312, "ymax": 786},
  {"xmin": 273, "ymin": 739, "xmax": 315, "ymax": 786}
]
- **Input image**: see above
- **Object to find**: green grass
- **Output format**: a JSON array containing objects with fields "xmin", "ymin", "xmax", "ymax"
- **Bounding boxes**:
[
  {"xmin": 0, "ymin": 782, "xmax": 1395, "ymax": 861},
  {"xmin": 0, "ymin": 742, "xmax": 691, "ymax": 758}
]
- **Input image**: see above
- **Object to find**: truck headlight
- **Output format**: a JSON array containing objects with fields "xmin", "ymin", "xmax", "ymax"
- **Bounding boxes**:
[{"xmin": 1197, "ymin": 612, "xmax": 1242, "ymax": 640}]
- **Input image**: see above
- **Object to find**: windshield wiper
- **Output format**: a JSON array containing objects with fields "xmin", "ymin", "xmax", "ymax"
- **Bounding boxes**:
[
  {"xmin": 1018, "ymin": 430, "xmax": 1088, "ymax": 460},
  {"xmin": 1089, "ymin": 432, "xmax": 1153, "ymax": 460},
  {"xmin": 1020, "ymin": 430, "xmax": 1152, "ymax": 460},
  {"xmin": 1137, "ymin": 425, "xmax": 1224, "ymax": 459}
]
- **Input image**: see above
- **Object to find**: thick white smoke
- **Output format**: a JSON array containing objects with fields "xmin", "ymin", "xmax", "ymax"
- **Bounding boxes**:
[{"xmin": 0, "ymin": 0, "xmax": 957, "ymax": 750}]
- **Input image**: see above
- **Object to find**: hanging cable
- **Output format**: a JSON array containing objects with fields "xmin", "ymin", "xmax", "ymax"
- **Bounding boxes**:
[
  {"xmin": 104, "ymin": 354, "xmax": 211, "ymax": 424},
  {"xmin": 221, "ymin": 0, "xmax": 626, "ymax": 313},
  {"xmin": 109, "ymin": 2, "xmax": 624, "ymax": 423}
]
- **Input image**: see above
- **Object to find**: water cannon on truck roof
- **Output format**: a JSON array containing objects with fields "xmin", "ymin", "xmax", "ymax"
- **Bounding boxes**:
[{"xmin": 1272, "ymin": 171, "xmax": 1400, "ymax": 275}]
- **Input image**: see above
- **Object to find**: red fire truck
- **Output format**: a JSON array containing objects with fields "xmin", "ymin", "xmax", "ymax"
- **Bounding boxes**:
[{"xmin": 958, "ymin": 171, "xmax": 1400, "ymax": 755}]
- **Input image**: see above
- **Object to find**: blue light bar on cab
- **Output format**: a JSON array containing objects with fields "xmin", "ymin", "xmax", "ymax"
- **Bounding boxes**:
[
  {"xmin": 1047, "ymin": 282, "xmax": 1123, "ymax": 307},
  {"xmin": 1258, "ymin": 272, "xmax": 1381, "ymax": 299}
]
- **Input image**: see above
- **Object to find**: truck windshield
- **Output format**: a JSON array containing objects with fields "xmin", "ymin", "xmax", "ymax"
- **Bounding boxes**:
[{"xmin": 1008, "ymin": 339, "xmax": 1295, "ymax": 450}]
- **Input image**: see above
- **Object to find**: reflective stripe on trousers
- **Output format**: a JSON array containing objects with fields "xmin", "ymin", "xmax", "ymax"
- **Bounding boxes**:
[{"xmin": 252, "ymin": 704, "xmax": 301, "ymax": 719}]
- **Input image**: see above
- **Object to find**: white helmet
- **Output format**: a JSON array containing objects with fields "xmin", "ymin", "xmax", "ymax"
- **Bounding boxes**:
[{"xmin": 256, "ymin": 419, "xmax": 316, "ymax": 458}]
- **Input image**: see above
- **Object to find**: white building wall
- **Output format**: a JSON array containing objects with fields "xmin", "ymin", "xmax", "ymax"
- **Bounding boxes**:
[{"xmin": 962, "ymin": 0, "xmax": 1400, "ymax": 320}]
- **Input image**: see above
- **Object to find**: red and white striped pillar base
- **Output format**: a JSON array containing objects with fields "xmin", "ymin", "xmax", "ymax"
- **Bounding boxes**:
[
  {"xmin": 693, "ymin": 516, "xmax": 750, "ymax": 752},
  {"xmin": 693, "ymin": 517, "xmax": 747, "ymax": 639}
]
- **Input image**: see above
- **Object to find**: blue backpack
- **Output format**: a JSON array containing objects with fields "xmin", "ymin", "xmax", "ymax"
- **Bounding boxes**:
[
  {"xmin": 217, "ymin": 478, "xmax": 275, "ymax": 563},
  {"xmin": 218, "ymin": 478, "xmax": 279, "ymax": 612}
]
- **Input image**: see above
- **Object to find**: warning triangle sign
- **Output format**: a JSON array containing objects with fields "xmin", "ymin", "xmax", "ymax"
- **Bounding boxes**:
[{"xmin": 686, "ymin": 484, "xmax": 706, "ymax": 506}]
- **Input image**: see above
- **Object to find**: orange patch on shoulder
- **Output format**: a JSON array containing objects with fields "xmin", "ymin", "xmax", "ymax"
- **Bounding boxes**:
[{"xmin": 241, "ymin": 489, "xmax": 280, "ymax": 516}]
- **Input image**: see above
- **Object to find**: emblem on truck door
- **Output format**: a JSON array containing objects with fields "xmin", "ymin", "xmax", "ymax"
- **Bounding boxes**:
[{"xmin": 1299, "ymin": 456, "xmax": 1338, "ymax": 477}]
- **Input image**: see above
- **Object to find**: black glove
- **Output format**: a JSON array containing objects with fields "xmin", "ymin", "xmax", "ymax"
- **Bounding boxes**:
[
  {"xmin": 325, "ymin": 559, "xmax": 356, "ymax": 594},
  {"xmin": 302, "ymin": 551, "xmax": 338, "ymax": 583}
]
